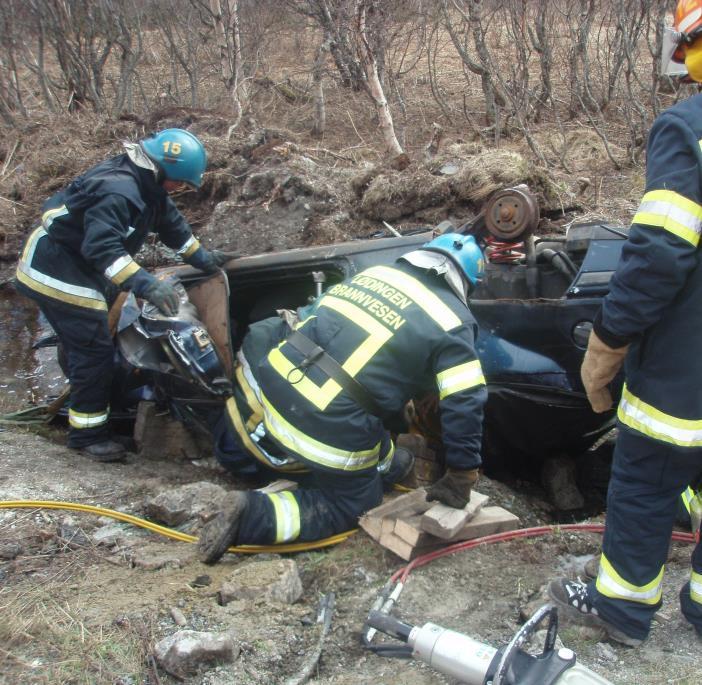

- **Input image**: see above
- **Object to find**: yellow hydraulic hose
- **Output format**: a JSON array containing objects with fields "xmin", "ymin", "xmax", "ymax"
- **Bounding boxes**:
[{"xmin": 0, "ymin": 500, "xmax": 356, "ymax": 554}]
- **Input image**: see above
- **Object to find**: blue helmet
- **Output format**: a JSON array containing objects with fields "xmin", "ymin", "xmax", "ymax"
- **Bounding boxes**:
[
  {"xmin": 423, "ymin": 233, "xmax": 485, "ymax": 289},
  {"xmin": 140, "ymin": 128, "xmax": 207, "ymax": 188}
]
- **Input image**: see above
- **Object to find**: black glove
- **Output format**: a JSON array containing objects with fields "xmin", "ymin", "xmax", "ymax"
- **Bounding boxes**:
[
  {"xmin": 188, "ymin": 247, "xmax": 234, "ymax": 274},
  {"xmin": 143, "ymin": 280, "xmax": 180, "ymax": 316},
  {"xmin": 426, "ymin": 467, "xmax": 479, "ymax": 509}
]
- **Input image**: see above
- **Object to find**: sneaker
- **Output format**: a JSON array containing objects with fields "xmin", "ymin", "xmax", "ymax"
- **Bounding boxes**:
[
  {"xmin": 75, "ymin": 440, "xmax": 127, "ymax": 463},
  {"xmin": 381, "ymin": 447, "xmax": 416, "ymax": 490},
  {"xmin": 197, "ymin": 491, "xmax": 249, "ymax": 565},
  {"xmin": 548, "ymin": 578, "xmax": 644, "ymax": 647}
]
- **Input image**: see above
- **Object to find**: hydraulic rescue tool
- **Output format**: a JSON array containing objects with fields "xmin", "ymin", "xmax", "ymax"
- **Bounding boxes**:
[{"xmin": 364, "ymin": 604, "xmax": 613, "ymax": 685}]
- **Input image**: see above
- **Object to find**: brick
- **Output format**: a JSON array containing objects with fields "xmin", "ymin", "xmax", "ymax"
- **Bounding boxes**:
[
  {"xmin": 420, "ymin": 491, "xmax": 489, "ymax": 540},
  {"xmin": 363, "ymin": 488, "xmax": 432, "ymax": 520},
  {"xmin": 378, "ymin": 530, "xmax": 445, "ymax": 562},
  {"xmin": 358, "ymin": 515, "xmax": 383, "ymax": 541},
  {"xmin": 450, "ymin": 506, "xmax": 520, "ymax": 542},
  {"xmin": 393, "ymin": 515, "xmax": 427, "ymax": 547}
]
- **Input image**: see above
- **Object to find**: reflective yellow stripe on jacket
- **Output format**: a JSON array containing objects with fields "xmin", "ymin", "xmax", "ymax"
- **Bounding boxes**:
[
  {"xmin": 16, "ymin": 227, "xmax": 108, "ymax": 311},
  {"xmin": 362, "ymin": 265, "xmax": 462, "ymax": 330},
  {"xmin": 268, "ymin": 299, "xmax": 392, "ymax": 412},
  {"xmin": 261, "ymin": 391, "xmax": 381, "ymax": 471},
  {"xmin": 596, "ymin": 552, "xmax": 664, "ymax": 605},
  {"xmin": 633, "ymin": 189, "xmax": 702, "ymax": 247},
  {"xmin": 618, "ymin": 384, "xmax": 702, "ymax": 447},
  {"xmin": 41, "ymin": 205, "xmax": 69, "ymax": 229},
  {"xmin": 437, "ymin": 360, "xmax": 485, "ymax": 400}
]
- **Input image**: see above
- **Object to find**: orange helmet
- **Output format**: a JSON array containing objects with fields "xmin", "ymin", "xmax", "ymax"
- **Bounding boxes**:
[{"xmin": 673, "ymin": 0, "xmax": 702, "ymax": 62}]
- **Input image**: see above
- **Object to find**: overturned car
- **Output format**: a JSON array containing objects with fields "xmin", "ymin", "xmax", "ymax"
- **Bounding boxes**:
[{"xmin": 113, "ymin": 187, "xmax": 627, "ymax": 484}]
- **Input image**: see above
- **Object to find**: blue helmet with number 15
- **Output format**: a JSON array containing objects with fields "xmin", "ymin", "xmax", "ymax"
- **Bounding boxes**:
[
  {"xmin": 423, "ymin": 233, "xmax": 485, "ymax": 289},
  {"xmin": 140, "ymin": 128, "xmax": 207, "ymax": 189}
]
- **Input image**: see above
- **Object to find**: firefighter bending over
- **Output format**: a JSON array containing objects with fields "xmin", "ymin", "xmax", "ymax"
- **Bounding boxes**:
[
  {"xmin": 198, "ymin": 233, "xmax": 488, "ymax": 563},
  {"xmin": 15, "ymin": 129, "xmax": 230, "ymax": 462}
]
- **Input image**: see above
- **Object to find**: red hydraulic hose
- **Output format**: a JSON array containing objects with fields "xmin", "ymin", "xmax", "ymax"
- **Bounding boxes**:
[{"xmin": 390, "ymin": 523, "xmax": 697, "ymax": 584}]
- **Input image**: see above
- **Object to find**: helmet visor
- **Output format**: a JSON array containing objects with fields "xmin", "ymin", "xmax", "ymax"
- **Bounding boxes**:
[{"xmin": 663, "ymin": 26, "xmax": 690, "ymax": 75}]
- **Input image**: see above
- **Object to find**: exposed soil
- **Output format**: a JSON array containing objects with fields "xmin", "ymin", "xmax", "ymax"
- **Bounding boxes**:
[{"xmin": 0, "ymin": 427, "xmax": 700, "ymax": 685}]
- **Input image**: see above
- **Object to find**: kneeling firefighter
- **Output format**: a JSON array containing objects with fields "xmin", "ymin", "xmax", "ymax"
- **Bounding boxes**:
[
  {"xmin": 198, "ymin": 233, "xmax": 489, "ymax": 563},
  {"xmin": 15, "ymin": 129, "xmax": 231, "ymax": 462}
]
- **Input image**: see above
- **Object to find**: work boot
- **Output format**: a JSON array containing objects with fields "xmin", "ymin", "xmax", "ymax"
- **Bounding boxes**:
[
  {"xmin": 110, "ymin": 434, "xmax": 137, "ymax": 453},
  {"xmin": 548, "ymin": 578, "xmax": 644, "ymax": 647},
  {"xmin": 197, "ymin": 491, "xmax": 249, "ymax": 565},
  {"xmin": 76, "ymin": 439, "xmax": 127, "ymax": 463},
  {"xmin": 381, "ymin": 447, "xmax": 416, "ymax": 490}
]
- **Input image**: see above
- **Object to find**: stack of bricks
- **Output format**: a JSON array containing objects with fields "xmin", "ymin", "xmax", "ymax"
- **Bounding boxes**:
[{"xmin": 359, "ymin": 487, "xmax": 520, "ymax": 561}]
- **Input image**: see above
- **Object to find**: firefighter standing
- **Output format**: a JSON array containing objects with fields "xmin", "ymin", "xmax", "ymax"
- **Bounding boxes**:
[
  {"xmin": 15, "ymin": 128, "xmax": 229, "ymax": 462},
  {"xmin": 549, "ymin": 1, "xmax": 702, "ymax": 646},
  {"xmin": 198, "ymin": 233, "xmax": 488, "ymax": 562}
]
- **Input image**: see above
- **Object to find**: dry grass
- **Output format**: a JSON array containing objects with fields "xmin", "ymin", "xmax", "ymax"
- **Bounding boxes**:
[{"xmin": 0, "ymin": 547, "xmax": 155, "ymax": 685}]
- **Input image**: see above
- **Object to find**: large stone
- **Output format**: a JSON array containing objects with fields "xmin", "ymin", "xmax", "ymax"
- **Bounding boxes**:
[
  {"xmin": 0, "ymin": 542, "xmax": 22, "ymax": 560},
  {"xmin": 154, "ymin": 630, "xmax": 239, "ymax": 679},
  {"xmin": 542, "ymin": 457, "xmax": 585, "ymax": 511},
  {"xmin": 144, "ymin": 482, "xmax": 229, "ymax": 526},
  {"xmin": 133, "ymin": 401, "xmax": 207, "ymax": 461},
  {"xmin": 218, "ymin": 558, "xmax": 303, "ymax": 606}
]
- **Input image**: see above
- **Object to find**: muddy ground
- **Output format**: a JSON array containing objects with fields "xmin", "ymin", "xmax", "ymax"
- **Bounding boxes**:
[{"xmin": 1, "ymin": 425, "xmax": 700, "ymax": 685}]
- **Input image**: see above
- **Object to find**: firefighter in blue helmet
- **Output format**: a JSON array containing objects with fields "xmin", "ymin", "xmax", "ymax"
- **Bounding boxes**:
[
  {"xmin": 548, "ymin": 0, "xmax": 702, "ymax": 646},
  {"xmin": 197, "ymin": 234, "xmax": 488, "ymax": 563},
  {"xmin": 15, "ymin": 128, "xmax": 230, "ymax": 462}
]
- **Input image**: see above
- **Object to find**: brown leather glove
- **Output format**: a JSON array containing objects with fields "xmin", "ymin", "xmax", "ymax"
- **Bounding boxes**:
[
  {"xmin": 580, "ymin": 330, "xmax": 629, "ymax": 414},
  {"xmin": 426, "ymin": 467, "xmax": 479, "ymax": 509}
]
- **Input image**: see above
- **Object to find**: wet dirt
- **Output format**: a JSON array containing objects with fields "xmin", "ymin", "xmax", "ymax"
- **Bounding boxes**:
[{"xmin": 0, "ymin": 291, "xmax": 65, "ymax": 414}]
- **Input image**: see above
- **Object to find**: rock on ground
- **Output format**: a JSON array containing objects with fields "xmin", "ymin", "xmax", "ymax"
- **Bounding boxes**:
[{"xmin": 154, "ymin": 629, "xmax": 239, "ymax": 679}]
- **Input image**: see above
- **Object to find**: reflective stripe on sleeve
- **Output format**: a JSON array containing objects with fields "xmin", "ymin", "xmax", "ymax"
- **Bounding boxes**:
[
  {"xmin": 362, "ymin": 265, "xmax": 462, "ymax": 331},
  {"xmin": 104, "ymin": 255, "xmax": 141, "ymax": 285},
  {"xmin": 376, "ymin": 441, "xmax": 395, "ymax": 475},
  {"xmin": 68, "ymin": 408, "xmax": 109, "ymax": 429},
  {"xmin": 633, "ymin": 189, "xmax": 702, "ymax": 246},
  {"xmin": 436, "ymin": 360, "xmax": 485, "ymax": 399},
  {"xmin": 595, "ymin": 553, "xmax": 664, "ymax": 605},
  {"xmin": 267, "ymin": 491, "xmax": 301, "ymax": 543},
  {"xmin": 618, "ymin": 384, "xmax": 702, "ymax": 447},
  {"xmin": 16, "ymin": 228, "xmax": 107, "ymax": 311},
  {"xmin": 691, "ymin": 571, "xmax": 702, "ymax": 604},
  {"xmin": 176, "ymin": 236, "xmax": 200, "ymax": 258},
  {"xmin": 261, "ymin": 391, "xmax": 380, "ymax": 471}
]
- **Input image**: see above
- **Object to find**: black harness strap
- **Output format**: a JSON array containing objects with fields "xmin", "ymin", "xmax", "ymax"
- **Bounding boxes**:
[{"xmin": 285, "ymin": 329, "xmax": 383, "ymax": 417}]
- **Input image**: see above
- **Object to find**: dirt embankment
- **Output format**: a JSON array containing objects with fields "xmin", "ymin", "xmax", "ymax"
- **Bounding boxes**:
[{"xmin": 0, "ymin": 106, "xmax": 633, "ymax": 286}]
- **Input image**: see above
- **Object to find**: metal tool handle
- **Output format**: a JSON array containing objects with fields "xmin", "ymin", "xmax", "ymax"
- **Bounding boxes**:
[{"xmin": 492, "ymin": 604, "xmax": 557, "ymax": 685}]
